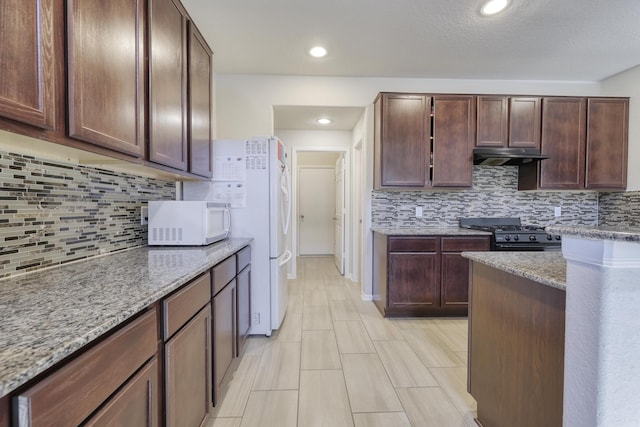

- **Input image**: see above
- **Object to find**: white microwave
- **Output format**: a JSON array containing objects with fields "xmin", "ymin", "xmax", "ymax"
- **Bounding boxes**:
[{"xmin": 148, "ymin": 201, "xmax": 231, "ymax": 246}]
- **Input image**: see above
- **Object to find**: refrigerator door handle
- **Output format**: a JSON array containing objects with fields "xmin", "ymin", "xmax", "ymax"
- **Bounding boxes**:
[
  {"xmin": 281, "ymin": 163, "xmax": 292, "ymax": 235},
  {"xmin": 279, "ymin": 250, "xmax": 292, "ymax": 267}
]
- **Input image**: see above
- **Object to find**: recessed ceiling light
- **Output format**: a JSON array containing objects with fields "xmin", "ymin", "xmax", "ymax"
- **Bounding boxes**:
[
  {"xmin": 316, "ymin": 118, "xmax": 332, "ymax": 125},
  {"xmin": 309, "ymin": 46, "xmax": 327, "ymax": 58},
  {"xmin": 480, "ymin": 0, "xmax": 510, "ymax": 16}
]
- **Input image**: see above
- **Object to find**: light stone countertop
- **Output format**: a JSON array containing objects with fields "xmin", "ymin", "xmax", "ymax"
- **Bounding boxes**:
[
  {"xmin": 0, "ymin": 238, "xmax": 252, "ymax": 398},
  {"xmin": 462, "ymin": 251, "xmax": 566, "ymax": 291},
  {"xmin": 371, "ymin": 227, "xmax": 492, "ymax": 236},
  {"xmin": 546, "ymin": 225, "xmax": 640, "ymax": 242}
]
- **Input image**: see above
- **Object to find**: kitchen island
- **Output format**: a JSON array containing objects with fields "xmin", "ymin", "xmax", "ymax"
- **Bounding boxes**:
[
  {"xmin": 462, "ymin": 251, "xmax": 566, "ymax": 427},
  {"xmin": 0, "ymin": 238, "xmax": 252, "ymax": 426}
]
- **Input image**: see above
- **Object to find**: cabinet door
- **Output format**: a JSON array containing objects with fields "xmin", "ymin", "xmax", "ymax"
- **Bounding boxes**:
[
  {"xmin": 432, "ymin": 95, "xmax": 475, "ymax": 187},
  {"xmin": 388, "ymin": 252, "xmax": 439, "ymax": 309},
  {"xmin": 165, "ymin": 304, "xmax": 211, "ymax": 427},
  {"xmin": 509, "ymin": 97, "xmax": 541, "ymax": 148},
  {"xmin": 149, "ymin": 0, "xmax": 188, "ymax": 170},
  {"xmin": 0, "ymin": 395, "xmax": 8, "ymax": 427},
  {"xmin": 539, "ymin": 97, "xmax": 586, "ymax": 189},
  {"xmin": 188, "ymin": 23, "xmax": 213, "ymax": 178},
  {"xmin": 476, "ymin": 96, "xmax": 508, "ymax": 147},
  {"xmin": 213, "ymin": 279, "xmax": 236, "ymax": 406},
  {"xmin": 84, "ymin": 357, "xmax": 159, "ymax": 427},
  {"xmin": 585, "ymin": 98, "xmax": 628, "ymax": 190},
  {"xmin": 441, "ymin": 253, "xmax": 472, "ymax": 307},
  {"xmin": 236, "ymin": 265, "xmax": 251, "ymax": 357},
  {"xmin": 374, "ymin": 93, "xmax": 430, "ymax": 188},
  {"xmin": 67, "ymin": 0, "xmax": 145, "ymax": 157},
  {"xmin": 0, "ymin": 0, "xmax": 56, "ymax": 129}
]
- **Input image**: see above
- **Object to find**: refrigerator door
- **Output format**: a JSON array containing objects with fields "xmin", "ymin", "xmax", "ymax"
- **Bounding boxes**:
[
  {"xmin": 269, "ymin": 138, "xmax": 291, "ymax": 258},
  {"xmin": 271, "ymin": 249, "xmax": 292, "ymax": 329}
]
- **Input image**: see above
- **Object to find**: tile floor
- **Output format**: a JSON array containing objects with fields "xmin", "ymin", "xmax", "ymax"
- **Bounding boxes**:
[{"xmin": 207, "ymin": 256, "xmax": 478, "ymax": 427}]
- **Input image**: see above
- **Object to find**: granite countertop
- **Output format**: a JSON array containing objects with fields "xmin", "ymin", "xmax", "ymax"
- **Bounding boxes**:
[
  {"xmin": 546, "ymin": 225, "xmax": 640, "ymax": 243},
  {"xmin": 0, "ymin": 238, "xmax": 252, "ymax": 399},
  {"xmin": 371, "ymin": 226, "xmax": 492, "ymax": 236},
  {"xmin": 462, "ymin": 251, "xmax": 566, "ymax": 291}
]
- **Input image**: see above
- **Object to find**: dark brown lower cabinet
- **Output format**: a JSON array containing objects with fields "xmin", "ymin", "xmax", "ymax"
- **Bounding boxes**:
[
  {"xmin": 236, "ymin": 265, "xmax": 251, "ymax": 356},
  {"xmin": 373, "ymin": 233, "xmax": 489, "ymax": 317},
  {"xmin": 165, "ymin": 305, "xmax": 211, "ymax": 427},
  {"xmin": 213, "ymin": 278, "xmax": 236, "ymax": 406},
  {"xmin": 0, "ymin": 395, "xmax": 9, "ymax": 427},
  {"xmin": 84, "ymin": 357, "xmax": 159, "ymax": 427},
  {"xmin": 469, "ymin": 262, "xmax": 565, "ymax": 427}
]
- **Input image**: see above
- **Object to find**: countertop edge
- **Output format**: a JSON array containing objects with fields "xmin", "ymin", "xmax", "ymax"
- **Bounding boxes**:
[{"xmin": 546, "ymin": 226, "xmax": 640, "ymax": 242}]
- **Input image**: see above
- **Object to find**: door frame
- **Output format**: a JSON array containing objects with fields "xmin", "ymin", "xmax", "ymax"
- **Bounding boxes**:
[{"xmin": 290, "ymin": 146, "xmax": 351, "ymax": 280}]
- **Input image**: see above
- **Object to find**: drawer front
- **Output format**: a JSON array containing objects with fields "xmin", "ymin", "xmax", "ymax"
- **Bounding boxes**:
[
  {"xmin": 237, "ymin": 245, "xmax": 251, "ymax": 272},
  {"xmin": 388, "ymin": 236, "xmax": 438, "ymax": 252},
  {"xmin": 163, "ymin": 272, "xmax": 211, "ymax": 340},
  {"xmin": 213, "ymin": 255, "xmax": 236, "ymax": 295},
  {"xmin": 14, "ymin": 308, "xmax": 158, "ymax": 427},
  {"xmin": 441, "ymin": 236, "xmax": 490, "ymax": 252}
]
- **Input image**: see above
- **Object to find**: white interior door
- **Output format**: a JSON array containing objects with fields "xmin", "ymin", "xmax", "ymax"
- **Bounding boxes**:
[
  {"xmin": 334, "ymin": 156, "xmax": 345, "ymax": 275},
  {"xmin": 298, "ymin": 167, "xmax": 334, "ymax": 255}
]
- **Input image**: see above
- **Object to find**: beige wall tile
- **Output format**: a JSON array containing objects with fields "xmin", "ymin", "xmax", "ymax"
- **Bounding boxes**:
[
  {"xmin": 341, "ymin": 353, "xmax": 403, "ymax": 413},
  {"xmin": 301, "ymin": 330, "xmax": 341, "ymax": 370},
  {"xmin": 396, "ymin": 387, "xmax": 466, "ymax": 427},
  {"xmin": 334, "ymin": 320, "xmax": 376, "ymax": 354},
  {"xmin": 298, "ymin": 370, "xmax": 354, "ymax": 427},
  {"xmin": 252, "ymin": 341, "xmax": 300, "ymax": 390},
  {"xmin": 240, "ymin": 390, "xmax": 298, "ymax": 427}
]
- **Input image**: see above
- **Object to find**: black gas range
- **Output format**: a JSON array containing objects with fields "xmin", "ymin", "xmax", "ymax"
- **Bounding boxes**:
[{"xmin": 459, "ymin": 217, "xmax": 561, "ymax": 251}]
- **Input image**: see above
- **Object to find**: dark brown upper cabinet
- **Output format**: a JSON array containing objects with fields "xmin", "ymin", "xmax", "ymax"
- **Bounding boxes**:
[
  {"xmin": 0, "ymin": 0, "xmax": 56, "ymax": 130},
  {"xmin": 149, "ymin": 0, "xmax": 189, "ymax": 171},
  {"xmin": 432, "ymin": 95, "xmax": 476, "ymax": 187},
  {"xmin": 476, "ymin": 96, "xmax": 541, "ymax": 148},
  {"xmin": 585, "ymin": 98, "xmax": 628, "ymax": 189},
  {"xmin": 374, "ymin": 93, "xmax": 474, "ymax": 189},
  {"xmin": 67, "ymin": 0, "xmax": 145, "ymax": 158},
  {"xmin": 188, "ymin": 23, "xmax": 213, "ymax": 178},
  {"xmin": 374, "ymin": 93, "xmax": 430, "ymax": 188}
]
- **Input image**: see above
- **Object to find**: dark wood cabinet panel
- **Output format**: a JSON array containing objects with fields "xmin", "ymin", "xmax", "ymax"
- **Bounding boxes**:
[
  {"xmin": 188, "ymin": 23, "xmax": 213, "ymax": 178},
  {"xmin": 469, "ymin": 262, "xmax": 565, "ymax": 427},
  {"xmin": 0, "ymin": 394, "xmax": 8, "ymax": 427},
  {"xmin": 165, "ymin": 305, "xmax": 211, "ymax": 427},
  {"xmin": 432, "ymin": 95, "xmax": 475, "ymax": 187},
  {"xmin": 149, "ymin": 0, "xmax": 188, "ymax": 170},
  {"xmin": 163, "ymin": 272, "xmax": 210, "ymax": 340},
  {"xmin": 539, "ymin": 97, "xmax": 587, "ymax": 189},
  {"xmin": 13, "ymin": 308, "xmax": 157, "ymax": 427},
  {"xmin": 476, "ymin": 96, "xmax": 508, "ymax": 147},
  {"xmin": 374, "ymin": 93, "xmax": 430, "ymax": 188},
  {"xmin": 84, "ymin": 357, "xmax": 159, "ymax": 427},
  {"xmin": 236, "ymin": 265, "xmax": 251, "ymax": 357},
  {"xmin": 509, "ymin": 97, "xmax": 541, "ymax": 148},
  {"xmin": 213, "ymin": 279, "xmax": 236, "ymax": 406},
  {"xmin": 388, "ymin": 252, "xmax": 439, "ymax": 309},
  {"xmin": 441, "ymin": 253, "xmax": 472, "ymax": 307},
  {"xmin": 0, "ymin": 0, "xmax": 56, "ymax": 130},
  {"xmin": 67, "ymin": 0, "xmax": 145, "ymax": 157},
  {"xmin": 585, "ymin": 98, "xmax": 628, "ymax": 189}
]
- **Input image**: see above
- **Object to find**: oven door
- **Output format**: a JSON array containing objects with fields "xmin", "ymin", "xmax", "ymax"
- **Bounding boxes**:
[{"xmin": 493, "ymin": 242, "xmax": 561, "ymax": 251}]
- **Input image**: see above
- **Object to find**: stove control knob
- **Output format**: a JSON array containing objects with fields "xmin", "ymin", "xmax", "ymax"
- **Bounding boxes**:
[
  {"xmin": 529, "ymin": 235, "xmax": 537, "ymax": 242},
  {"xmin": 555, "ymin": 235, "xmax": 561, "ymax": 241},
  {"xmin": 513, "ymin": 235, "xmax": 519, "ymax": 241},
  {"xmin": 547, "ymin": 234, "xmax": 553, "ymax": 240},
  {"xmin": 504, "ymin": 235, "xmax": 511, "ymax": 241}
]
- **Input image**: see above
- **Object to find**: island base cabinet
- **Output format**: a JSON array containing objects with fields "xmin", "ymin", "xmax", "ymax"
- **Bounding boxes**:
[
  {"xmin": 84, "ymin": 357, "xmax": 159, "ymax": 427},
  {"xmin": 468, "ymin": 262, "xmax": 565, "ymax": 427}
]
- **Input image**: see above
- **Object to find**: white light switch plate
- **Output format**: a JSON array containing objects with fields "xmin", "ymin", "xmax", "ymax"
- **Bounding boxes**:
[
  {"xmin": 416, "ymin": 206, "xmax": 423, "ymax": 218},
  {"xmin": 554, "ymin": 206, "xmax": 562, "ymax": 217}
]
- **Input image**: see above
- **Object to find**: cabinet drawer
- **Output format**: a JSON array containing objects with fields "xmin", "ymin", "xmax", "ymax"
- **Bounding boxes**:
[
  {"xmin": 388, "ymin": 237, "xmax": 438, "ymax": 252},
  {"xmin": 163, "ymin": 272, "xmax": 211, "ymax": 340},
  {"xmin": 213, "ymin": 255, "xmax": 236, "ymax": 295},
  {"xmin": 237, "ymin": 245, "xmax": 251, "ymax": 272},
  {"xmin": 13, "ymin": 308, "xmax": 158, "ymax": 427},
  {"xmin": 441, "ymin": 237, "xmax": 490, "ymax": 252}
]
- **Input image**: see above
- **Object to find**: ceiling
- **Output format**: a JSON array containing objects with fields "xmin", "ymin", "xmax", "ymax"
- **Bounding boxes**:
[{"xmin": 182, "ymin": 0, "xmax": 640, "ymax": 130}]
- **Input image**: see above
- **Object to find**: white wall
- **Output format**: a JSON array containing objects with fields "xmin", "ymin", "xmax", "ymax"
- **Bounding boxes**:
[{"xmin": 601, "ymin": 65, "xmax": 640, "ymax": 190}]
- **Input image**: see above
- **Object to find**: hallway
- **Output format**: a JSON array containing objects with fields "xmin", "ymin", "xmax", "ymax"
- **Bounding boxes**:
[{"xmin": 207, "ymin": 256, "xmax": 477, "ymax": 427}]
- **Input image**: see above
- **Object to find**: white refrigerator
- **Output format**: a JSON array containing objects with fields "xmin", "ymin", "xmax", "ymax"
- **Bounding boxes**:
[{"xmin": 183, "ymin": 137, "xmax": 292, "ymax": 336}]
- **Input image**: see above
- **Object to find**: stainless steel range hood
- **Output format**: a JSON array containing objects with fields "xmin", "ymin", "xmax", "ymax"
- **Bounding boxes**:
[{"xmin": 473, "ymin": 147, "xmax": 549, "ymax": 166}]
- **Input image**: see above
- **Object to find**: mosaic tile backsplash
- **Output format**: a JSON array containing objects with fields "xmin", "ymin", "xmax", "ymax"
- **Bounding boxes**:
[
  {"xmin": 599, "ymin": 191, "xmax": 640, "ymax": 227},
  {"xmin": 0, "ymin": 151, "xmax": 175, "ymax": 278},
  {"xmin": 372, "ymin": 166, "xmax": 600, "ymax": 227}
]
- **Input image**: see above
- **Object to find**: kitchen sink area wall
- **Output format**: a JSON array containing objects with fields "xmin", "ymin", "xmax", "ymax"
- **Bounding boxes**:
[
  {"xmin": 372, "ymin": 166, "xmax": 599, "ymax": 227},
  {"xmin": 0, "ymin": 150, "xmax": 175, "ymax": 279}
]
